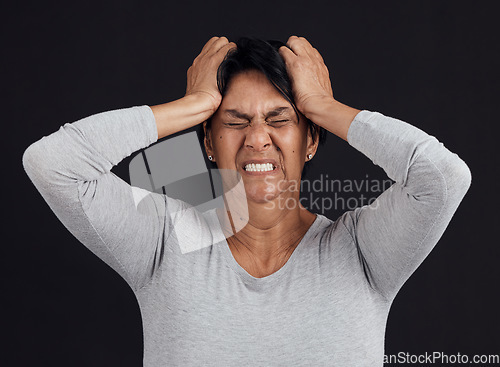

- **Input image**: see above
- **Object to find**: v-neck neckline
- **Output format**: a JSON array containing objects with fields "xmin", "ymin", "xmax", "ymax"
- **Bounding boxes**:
[{"xmin": 216, "ymin": 213, "xmax": 322, "ymax": 290}]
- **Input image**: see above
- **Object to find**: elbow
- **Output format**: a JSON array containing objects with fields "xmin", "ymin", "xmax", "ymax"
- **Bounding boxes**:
[
  {"xmin": 458, "ymin": 158, "xmax": 472, "ymax": 190},
  {"xmin": 410, "ymin": 152, "xmax": 472, "ymax": 208},
  {"xmin": 22, "ymin": 141, "xmax": 41, "ymax": 178},
  {"xmin": 22, "ymin": 139, "xmax": 52, "ymax": 183},
  {"xmin": 443, "ymin": 154, "xmax": 472, "ymax": 201}
]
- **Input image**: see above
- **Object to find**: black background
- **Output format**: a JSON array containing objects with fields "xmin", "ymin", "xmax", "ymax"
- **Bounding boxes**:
[{"xmin": 4, "ymin": 1, "xmax": 499, "ymax": 366}]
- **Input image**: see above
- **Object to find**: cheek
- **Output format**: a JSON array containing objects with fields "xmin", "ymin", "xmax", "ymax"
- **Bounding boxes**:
[
  {"xmin": 277, "ymin": 131, "xmax": 307, "ymax": 160},
  {"xmin": 213, "ymin": 133, "xmax": 241, "ymax": 165}
]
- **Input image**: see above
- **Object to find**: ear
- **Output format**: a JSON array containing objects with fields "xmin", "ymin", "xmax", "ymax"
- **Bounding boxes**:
[
  {"xmin": 203, "ymin": 120, "xmax": 214, "ymax": 159},
  {"xmin": 306, "ymin": 124, "xmax": 320, "ymax": 159}
]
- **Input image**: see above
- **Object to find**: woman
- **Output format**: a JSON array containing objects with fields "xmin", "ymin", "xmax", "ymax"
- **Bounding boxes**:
[{"xmin": 23, "ymin": 36, "xmax": 471, "ymax": 366}]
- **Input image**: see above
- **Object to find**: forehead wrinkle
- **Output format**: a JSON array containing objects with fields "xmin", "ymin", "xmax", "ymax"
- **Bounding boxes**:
[
  {"xmin": 223, "ymin": 109, "xmax": 251, "ymax": 120},
  {"xmin": 265, "ymin": 107, "xmax": 292, "ymax": 118},
  {"xmin": 223, "ymin": 106, "xmax": 293, "ymax": 120}
]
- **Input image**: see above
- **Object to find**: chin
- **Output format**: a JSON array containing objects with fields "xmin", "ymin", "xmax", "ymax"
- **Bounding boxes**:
[{"xmin": 244, "ymin": 186, "xmax": 280, "ymax": 204}]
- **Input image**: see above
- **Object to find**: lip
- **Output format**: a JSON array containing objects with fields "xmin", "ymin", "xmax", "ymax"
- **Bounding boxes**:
[{"xmin": 240, "ymin": 159, "xmax": 280, "ymax": 176}]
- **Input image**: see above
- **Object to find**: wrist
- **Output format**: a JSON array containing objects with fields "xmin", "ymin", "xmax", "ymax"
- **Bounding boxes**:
[
  {"xmin": 303, "ymin": 97, "xmax": 361, "ymax": 141},
  {"xmin": 184, "ymin": 91, "xmax": 221, "ymax": 115},
  {"xmin": 300, "ymin": 95, "xmax": 337, "ymax": 121},
  {"xmin": 151, "ymin": 94, "xmax": 219, "ymax": 139}
]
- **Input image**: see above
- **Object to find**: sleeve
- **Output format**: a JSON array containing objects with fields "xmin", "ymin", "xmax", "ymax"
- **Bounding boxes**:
[
  {"xmin": 22, "ymin": 105, "xmax": 186, "ymax": 291},
  {"xmin": 341, "ymin": 110, "xmax": 472, "ymax": 300}
]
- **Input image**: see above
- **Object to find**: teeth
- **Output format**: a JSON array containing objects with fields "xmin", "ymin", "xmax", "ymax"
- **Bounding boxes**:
[{"xmin": 244, "ymin": 163, "xmax": 274, "ymax": 172}]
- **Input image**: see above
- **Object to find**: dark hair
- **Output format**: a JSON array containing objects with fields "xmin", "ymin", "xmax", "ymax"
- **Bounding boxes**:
[{"xmin": 199, "ymin": 36, "xmax": 327, "ymax": 175}]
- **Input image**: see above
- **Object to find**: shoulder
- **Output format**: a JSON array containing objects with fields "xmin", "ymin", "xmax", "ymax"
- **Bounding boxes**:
[{"xmin": 310, "ymin": 211, "xmax": 360, "ymax": 248}]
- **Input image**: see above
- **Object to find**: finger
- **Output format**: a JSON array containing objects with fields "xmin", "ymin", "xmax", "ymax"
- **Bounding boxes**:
[
  {"xmin": 286, "ymin": 35, "xmax": 313, "ymax": 56},
  {"xmin": 312, "ymin": 47, "xmax": 325, "ymax": 63},
  {"xmin": 215, "ymin": 41, "xmax": 236, "ymax": 55},
  {"xmin": 207, "ymin": 36, "xmax": 231, "ymax": 55},
  {"xmin": 215, "ymin": 42, "xmax": 237, "ymax": 60},
  {"xmin": 193, "ymin": 37, "xmax": 222, "ymax": 64},
  {"xmin": 285, "ymin": 35, "xmax": 303, "ymax": 55},
  {"xmin": 199, "ymin": 36, "xmax": 221, "ymax": 55},
  {"xmin": 193, "ymin": 37, "xmax": 230, "ymax": 65},
  {"xmin": 296, "ymin": 36, "xmax": 319, "ymax": 60},
  {"xmin": 298, "ymin": 36, "xmax": 313, "ymax": 46},
  {"xmin": 278, "ymin": 45, "xmax": 296, "ymax": 62}
]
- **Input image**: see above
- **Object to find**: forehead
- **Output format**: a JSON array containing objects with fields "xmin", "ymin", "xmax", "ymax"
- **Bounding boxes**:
[{"xmin": 221, "ymin": 70, "xmax": 291, "ymax": 111}]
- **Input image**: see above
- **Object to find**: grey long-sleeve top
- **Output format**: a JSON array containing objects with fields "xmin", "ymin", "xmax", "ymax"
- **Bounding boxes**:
[{"xmin": 22, "ymin": 106, "xmax": 471, "ymax": 366}]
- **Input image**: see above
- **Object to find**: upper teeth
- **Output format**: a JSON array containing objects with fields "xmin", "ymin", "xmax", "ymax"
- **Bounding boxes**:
[{"xmin": 244, "ymin": 163, "xmax": 274, "ymax": 172}]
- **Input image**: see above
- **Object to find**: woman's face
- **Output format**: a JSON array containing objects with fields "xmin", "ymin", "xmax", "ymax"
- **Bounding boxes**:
[{"xmin": 205, "ymin": 69, "xmax": 318, "ymax": 204}]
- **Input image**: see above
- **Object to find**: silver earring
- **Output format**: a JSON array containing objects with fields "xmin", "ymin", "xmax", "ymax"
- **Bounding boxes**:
[
  {"xmin": 307, "ymin": 154, "xmax": 313, "ymax": 160},
  {"xmin": 208, "ymin": 155, "xmax": 213, "ymax": 161}
]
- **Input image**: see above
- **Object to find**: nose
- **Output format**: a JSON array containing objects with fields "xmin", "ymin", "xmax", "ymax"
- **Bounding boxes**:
[{"xmin": 244, "ymin": 123, "xmax": 272, "ymax": 152}]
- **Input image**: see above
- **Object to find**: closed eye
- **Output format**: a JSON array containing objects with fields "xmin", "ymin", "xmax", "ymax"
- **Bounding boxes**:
[
  {"xmin": 224, "ymin": 122, "xmax": 249, "ymax": 128},
  {"xmin": 268, "ymin": 119, "xmax": 291, "ymax": 126},
  {"xmin": 223, "ymin": 120, "xmax": 291, "ymax": 128}
]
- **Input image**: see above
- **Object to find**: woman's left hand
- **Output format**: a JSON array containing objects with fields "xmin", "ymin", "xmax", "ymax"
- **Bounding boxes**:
[{"xmin": 279, "ymin": 36, "xmax": 335, "ymax": 118}]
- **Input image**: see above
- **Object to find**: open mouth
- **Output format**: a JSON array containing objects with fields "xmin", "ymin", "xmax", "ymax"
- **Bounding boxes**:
[{"xmin": 243, "ymin": 163, "xmax": 276, "ymax": 172}]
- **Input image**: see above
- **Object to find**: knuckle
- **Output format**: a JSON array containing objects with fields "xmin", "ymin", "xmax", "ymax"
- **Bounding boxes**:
[{"xmin": 291, "ymin": 60, "xmax": 302, "ymax": 69}]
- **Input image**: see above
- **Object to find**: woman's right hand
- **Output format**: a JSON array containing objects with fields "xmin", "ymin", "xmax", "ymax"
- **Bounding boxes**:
[
  {"xmin": 151, "ymin": 36, "xmax": 236, "ymax": 139},
  {"xmin": 185, "ymin": 36, "xmax": 237, "ymax": 113}
]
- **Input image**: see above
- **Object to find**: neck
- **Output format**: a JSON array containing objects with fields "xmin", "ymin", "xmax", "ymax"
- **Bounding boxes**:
[{"xmin": 217, "ymin": 190, "xmax": 316, "ymax": 265}]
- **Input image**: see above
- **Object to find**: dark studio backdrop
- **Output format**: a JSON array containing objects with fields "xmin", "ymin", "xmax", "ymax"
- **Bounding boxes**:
[{"xmin": 3, "ymin": 1, "xmax": 498, "ymax": 366}]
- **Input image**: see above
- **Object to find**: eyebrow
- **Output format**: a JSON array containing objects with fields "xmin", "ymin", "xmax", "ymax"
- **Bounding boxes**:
[{"xmin": 223, "ymin": 107, "xmax": 293, "ymax": 120}]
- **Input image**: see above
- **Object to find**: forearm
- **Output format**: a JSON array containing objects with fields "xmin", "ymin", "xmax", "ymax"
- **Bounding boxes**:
[
  {"xmin": 150, "ymin": 93, "xmax": 216, "ymax": 139},
  {"xmin": 23, "ymin": 93, "xmax": 214, "ymax": 183}
]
